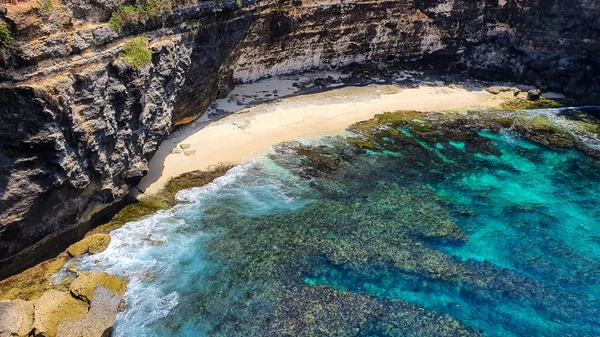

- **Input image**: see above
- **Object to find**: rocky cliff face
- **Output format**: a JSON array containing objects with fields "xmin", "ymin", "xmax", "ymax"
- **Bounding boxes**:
[{"xmin": 0, "ymin": 0, "xmax": 598, "ymax": 279}]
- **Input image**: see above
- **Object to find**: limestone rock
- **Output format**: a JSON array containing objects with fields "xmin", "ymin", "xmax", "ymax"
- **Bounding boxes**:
[
  {"xmin": 32, "ymin": 290, "xmax": 89, "ymax": 337},
  {"xmin": 69, "ymin": 273, "xmax": 127, "ymax": 304},
  {"xmin": 67, "ymin": 234, "xmax": 111, "ymax": 258},
  {"xmin": 57, "ymin": 287, "xmax": 121, "ymax": 337},
  {"xmin": 0, "ymin": 299, "xmax": 34, "ymax": 337}
]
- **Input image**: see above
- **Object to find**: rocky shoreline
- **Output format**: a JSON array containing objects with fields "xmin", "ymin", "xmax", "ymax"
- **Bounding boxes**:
[
  {"xmin": 0, "ymin": 232, "xmax": 126, "ymax": 337},
  {"xmin": 0, "ymin": 166, "xmax": 232, "ymax": 337},
  {"xmin": 1, "ymin": 94, "xmax": 598, "ymax": 336},
  {"xmin": 1, "ymin": 274, "xmax": 126, "ymax": 337},
  {"xmin": 0, "ymin": 0, "xmax": 598, "ymax": 294}
]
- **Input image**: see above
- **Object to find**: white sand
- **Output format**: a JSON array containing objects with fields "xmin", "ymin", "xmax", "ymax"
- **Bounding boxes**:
[{"xmin": 137, "ymin": 83, "xmax": 511, "ymax": 196}]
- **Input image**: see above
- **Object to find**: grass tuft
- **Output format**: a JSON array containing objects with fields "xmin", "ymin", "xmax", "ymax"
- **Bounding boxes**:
[
  {"xmin": 120, "ymin": 36, "xmax": 152, "ymax": 69},
  {"xmin": 108, "ymin": 0, "xmax": 171, "ymax": 31}
]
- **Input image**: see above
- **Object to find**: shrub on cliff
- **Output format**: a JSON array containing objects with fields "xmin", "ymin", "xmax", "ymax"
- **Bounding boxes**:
[
  {"xmin": 0, "ymin": 22, "xmax": 13, "ymax": 50},
  {"xmin": 109, "ymin": 0, "xmax": 171, "ymax": 30},
  {"xmin": 120, "ymin": 36, "xmax": 152, "ymax": 69},
  {"xmin": 36, "ymin": 0, "xmax": 53, "ymax": 13}
]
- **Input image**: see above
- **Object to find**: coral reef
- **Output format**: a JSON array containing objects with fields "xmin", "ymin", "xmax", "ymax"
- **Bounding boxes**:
[{"xmin": 131, "ymin": 107, "xmax": 600, "ymax": 336}]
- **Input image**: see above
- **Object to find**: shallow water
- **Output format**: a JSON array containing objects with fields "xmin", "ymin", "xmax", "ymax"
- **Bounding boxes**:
[{"xmin": 66, "ymin": 108, "xmax": 600, "ymax": 337}]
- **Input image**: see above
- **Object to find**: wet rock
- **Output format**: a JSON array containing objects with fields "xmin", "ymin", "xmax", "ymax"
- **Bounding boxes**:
[
  {"xmin": 32, "ymin": 290, "xmax": 89, "ymax": 337},
  {"xmin": 0, "ymin": 299, "xmax": 34, "ymax": 337},
  {"xmin": 56, "ymin": 287, "xmax": 121, "ymax": 337},
  {"xmin": 69, "ymin": 273, "xmax": 127, "ymax": 304},
  {"xmin": 67, "ymin": 234, "xmax": 111, "ymax": 258}
]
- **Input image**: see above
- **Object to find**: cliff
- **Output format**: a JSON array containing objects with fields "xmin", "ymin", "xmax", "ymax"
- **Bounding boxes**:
[{"xmin": 0, "ymin": 0, "xmax": 598, "ymax": 279}]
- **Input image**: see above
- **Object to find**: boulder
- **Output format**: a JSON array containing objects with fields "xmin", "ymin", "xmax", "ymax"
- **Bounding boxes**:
[
  {"xmin": 57, "ymin": 287, "xmax": 121, "ymax": 337},
  {"xmin": 67, "ymin": 234, "xmax": 111, "ymax": 258},
  {"xmin": 0, "ymin": 299, "xmax": 34, "ymax": 337},
  {"xmin": 69, "ymin": 273, "xmax": 127, "ymax": 304},
  {"xmin": 32, "ymin": 290, "xmax": 89, "ymax": 337},
  {"xmin": 527, "ymin": 88, "xmax": 542, "ymax": 101}
]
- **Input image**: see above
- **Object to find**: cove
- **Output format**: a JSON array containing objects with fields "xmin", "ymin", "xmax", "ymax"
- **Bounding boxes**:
[{"xmin": 60, "ymin": 107, "xmax": 600, "ymax": 337}]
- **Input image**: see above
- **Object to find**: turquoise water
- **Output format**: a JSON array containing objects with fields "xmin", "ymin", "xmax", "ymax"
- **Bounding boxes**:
[{"xmin": 66, "ymin": 109, "xmax": 600, "ymax": 337}]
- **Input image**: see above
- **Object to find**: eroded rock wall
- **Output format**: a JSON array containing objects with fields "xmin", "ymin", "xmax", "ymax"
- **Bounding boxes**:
[{"xmin": 0, "ymin": 0, "xmax": 598, "ymax": 279}]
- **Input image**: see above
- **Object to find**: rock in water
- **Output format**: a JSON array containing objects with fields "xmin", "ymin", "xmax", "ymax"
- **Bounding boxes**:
[
  {"xmin": 0, "ymin": 299, "xmax": 34, "ymax": 337},
  {"xmin": 57, "ymin": 287, "xmax": 121, "ymax": 337},
  {"xmin": 69, "ymin": 273, "xmax": 127, "ymax": 304},
  {"xmin": 67, "ymin": 234, "xmax": 112, "ymax": 258},
  {"xmin": 31, "ymin": 290, "xmax": 89, "ymax": 337}
]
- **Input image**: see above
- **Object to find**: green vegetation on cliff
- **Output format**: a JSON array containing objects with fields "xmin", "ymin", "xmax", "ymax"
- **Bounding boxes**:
[
  {"xmin": 36, "ymin": 0, "xmax": 54, "ymax": 13},
  {"xmin": 0, "ymin": 22, "xmax": 13, "ymax": 50},
  {"xmin": 109, "ymin": 0, "xmax": 171, "ymax": 30},
  {"xmin": 120, "ymin": 37, "xmax": 152, "ymax": 68}
]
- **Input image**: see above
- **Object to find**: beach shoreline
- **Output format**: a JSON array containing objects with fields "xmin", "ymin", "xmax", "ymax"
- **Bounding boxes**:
[{"xmin": 136, "ymin": 82, "xmax": 516, "ymax": 196}]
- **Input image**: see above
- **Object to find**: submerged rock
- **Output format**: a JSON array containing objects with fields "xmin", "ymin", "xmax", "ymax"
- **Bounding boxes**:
[
  {"xmin": 57, "ymin": 287, "xmax": 121, "ymax": 337},
  {"xmin": 67, "ymin": 234, "xmax": 111, "ymax": 258},
  {"xmin": 0, "ymin": 299, "xmax": 34, "ymax": 337},
  {"xmin": 69, "ymin": 273, "xmax": 127, "ymax": 304},
  {"xmin": 271, "ymin": 286, "xmax": 381, "ymax": 337}
]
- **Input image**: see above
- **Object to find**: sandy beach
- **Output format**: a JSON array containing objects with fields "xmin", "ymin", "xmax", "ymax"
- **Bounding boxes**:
[{"xmin": 137, "ymin": 83, "xmax": 512, "ymax": 195}]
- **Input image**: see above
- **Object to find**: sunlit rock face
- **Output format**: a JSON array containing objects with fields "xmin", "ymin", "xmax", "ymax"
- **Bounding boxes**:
[{"xmin": 0, "ymin": 0, "xmax": 598, "ymax": 278}]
